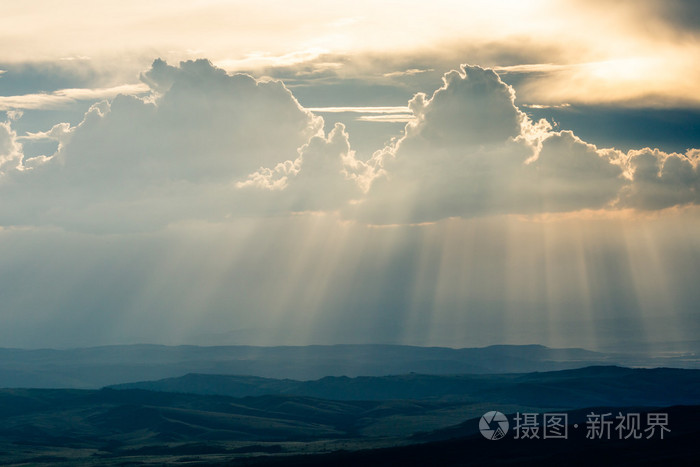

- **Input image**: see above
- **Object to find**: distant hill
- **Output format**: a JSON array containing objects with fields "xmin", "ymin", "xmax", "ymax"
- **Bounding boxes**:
[
  {"xmin": 3, "ymin": 343, "xmax": 693, "ymax": 389},
  {"xmin": 110, "ymin": 366, "xmax": 700, "ymax": 408}
]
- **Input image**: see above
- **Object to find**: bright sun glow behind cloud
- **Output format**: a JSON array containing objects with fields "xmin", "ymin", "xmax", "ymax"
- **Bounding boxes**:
[{"xmin": 2, "ymin": 0, "xmax": 699, "ymax": 106}]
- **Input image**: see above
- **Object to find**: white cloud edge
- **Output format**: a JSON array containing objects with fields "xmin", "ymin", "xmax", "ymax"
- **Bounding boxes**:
[{"xmin": 0, "ymin": 83, "xmax": 150, "ymax": 111}]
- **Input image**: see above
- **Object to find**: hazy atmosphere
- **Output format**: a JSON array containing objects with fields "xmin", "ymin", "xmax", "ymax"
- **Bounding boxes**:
[{"xmin": 1, "ymin": 0, "xmax": 699, "ymax": 351}]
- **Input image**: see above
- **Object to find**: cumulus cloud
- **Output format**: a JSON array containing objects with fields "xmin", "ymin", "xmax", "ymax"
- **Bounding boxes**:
[
  {"xmin": 0, "ymin": 60, "xmax": 698, "ymax": 231},
  {"xmin": 528, "ymin": 131, "xmax": 626, "ymax": 212},
  {"xmin": 405, "ymin": 66, "xmax": 524, "ymax": 145},
  {"xmin": 0, "ymin": 118, "xmax": 22, "ymax": 172},
  {"xmin": 238, "ymin": 123, "xmax": 371, "ymax": 211},
  {"xmin": 353, "ymin": 65, "xmax": 628, "ymax": 223},
  {"xmin": 619, "ymin": 148, "xmax": 700, "ymax": 210},
  {"xmin": 0, "ymin": 59, "xmax": 341, "ymax": 230}
]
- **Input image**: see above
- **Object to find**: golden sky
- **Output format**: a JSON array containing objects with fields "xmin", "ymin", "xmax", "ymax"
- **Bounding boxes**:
[{"xmin": 2, "ymin": 0, "xmax": 699, "ymax": 106}]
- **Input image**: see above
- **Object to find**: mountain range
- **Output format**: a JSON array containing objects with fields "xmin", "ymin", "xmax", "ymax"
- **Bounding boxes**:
[
  {"xmin": 2, "ymin": 343, "xmax": 698, "ymax": 389},
  {"xmin": 110, "ymin": 366, "xmax": 700, "ymax": 408}
]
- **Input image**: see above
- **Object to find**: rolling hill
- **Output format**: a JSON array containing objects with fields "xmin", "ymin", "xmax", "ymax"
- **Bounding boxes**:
[
  {"xmin": 110, "ymin": 366, "xmax": 700, "ymax": 408},
  {"xmin": 2, "ymin": 366, "xmax": 699, "ymax": 465}
]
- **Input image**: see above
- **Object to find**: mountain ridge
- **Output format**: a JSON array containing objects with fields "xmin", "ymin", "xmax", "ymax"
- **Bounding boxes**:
[
  {"xmin": 2, "ymin": 343, "xmax": 697, "ymax": 389},
  {"xmin": 108, "ymin": 366, "xmax": 700, "ymax": 408}
]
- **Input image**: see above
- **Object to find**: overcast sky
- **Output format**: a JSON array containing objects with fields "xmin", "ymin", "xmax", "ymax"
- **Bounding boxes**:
[{"xmin": 1, "ymin": 1, "xmax": 699, "ymax": 350}]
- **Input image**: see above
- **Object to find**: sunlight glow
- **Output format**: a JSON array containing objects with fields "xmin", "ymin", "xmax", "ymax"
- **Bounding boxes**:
[{"xmin": 3, "ymin": 1, "xmax": 699, "ymax": 106}]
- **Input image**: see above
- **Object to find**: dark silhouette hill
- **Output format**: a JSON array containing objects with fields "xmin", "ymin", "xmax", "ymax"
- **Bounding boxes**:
[
  {"xmin": 110, "ymin": 366, "xmax": 700, "ymax": 408},
  {"xmin": 232, "ymin": 406, "xmax": 700, "ymax": 467},
  {"xmin": 2, "ymin": 366, "xmax": 699, "ymax": 465}
]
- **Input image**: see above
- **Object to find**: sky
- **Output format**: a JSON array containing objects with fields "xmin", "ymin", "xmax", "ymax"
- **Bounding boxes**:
[{"xmin": 0, "ymin": 0, "xmax": 699, "ymax": 350}]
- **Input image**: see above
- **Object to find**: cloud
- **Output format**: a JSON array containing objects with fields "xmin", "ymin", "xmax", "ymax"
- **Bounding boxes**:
[
  {"xmin": 352, "ymin": 65, "xmax": 628, "ymax": 223},
  {"xmin": 355, "ymin": 114, "xmax": 414, "ymax": 123},
  {"xmin": 529, "ymin": 131, "xmax": 626, "ymax": 212},
  {"xmin": 18, "ymin": 122, "xmax": 72, "ymax": 142},
  {"xmin": 406, "ymin": 66, "xmax": 524, "ymax": 145},
  {"xmin": 355, "ymin": 64, "xmax": 700, "ymax": 224},
  {"xmin": 237, "ymin": 122, "xmax": 369, "ymax": 211},
  {"xmin": 0, "ymin": 119, "xmax": 22, "ymax": 172},
  {"xmin": 521, "ymin": 103, "xmax": 571, "ymax": 109},
  {"xmin": 0, "ymin": 84, "xmax": 149, "ymax": 111},
  {"xmin": 383, "ymin": 68, "xmax": 434, "ymax": 78},
  {"xmin": 0, "ymin": 59, "xmax": 329, "ymax": 230},
  {"xmin": 1, "ymin": 60, "xmax": 698, "ymax": 232},
  {"xmin": 573, "ymin": 0, "xmax": 700, "ymax": 40},
  {"xmin": 307, "ymin": 106, "xmax": 415, "ymax": 123},
  {"xmin": 307, "ymin": 106, "xmax": 410, "ymax": 114},
  {"xmin": 619, "ymin": 148, "xmax": 700, "ymax": 210}
]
